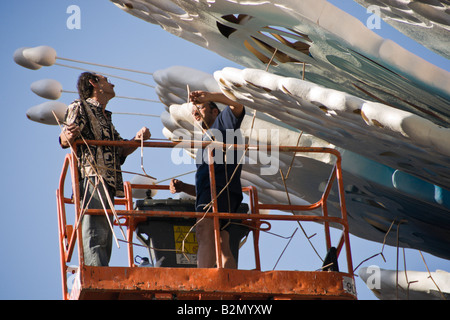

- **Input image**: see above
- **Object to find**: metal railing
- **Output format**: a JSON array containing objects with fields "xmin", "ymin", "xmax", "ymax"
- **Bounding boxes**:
[{"xmin": 56, "ymin": 140, "xmax": 355, "ymax": 299}]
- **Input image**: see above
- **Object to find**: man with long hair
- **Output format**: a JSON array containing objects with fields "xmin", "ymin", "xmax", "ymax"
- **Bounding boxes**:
[{"xmin": 59, "ymin": 72, "xmax": 151, "ymax": 266}]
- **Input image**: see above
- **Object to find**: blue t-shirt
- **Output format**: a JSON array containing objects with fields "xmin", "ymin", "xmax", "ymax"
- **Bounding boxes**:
[{"xmin": 195, "ymin": 106, "xmax": 245, "ymax": 212}]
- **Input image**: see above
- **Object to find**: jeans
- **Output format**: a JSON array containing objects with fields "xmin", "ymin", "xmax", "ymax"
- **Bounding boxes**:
[{"xmin": 80, "ymin": 176, "xmax": 115, "ymax": 266}]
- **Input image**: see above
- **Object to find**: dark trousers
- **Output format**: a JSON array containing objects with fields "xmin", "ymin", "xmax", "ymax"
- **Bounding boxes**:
[{"xmin": 196, "ymin": 189, "xmax": 242, "ymax": 231}]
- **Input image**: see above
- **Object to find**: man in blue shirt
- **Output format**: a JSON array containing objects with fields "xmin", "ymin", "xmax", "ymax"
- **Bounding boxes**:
[{"xmin": 170, "ymin": 90, "xmax": 245, "ymax": 268}]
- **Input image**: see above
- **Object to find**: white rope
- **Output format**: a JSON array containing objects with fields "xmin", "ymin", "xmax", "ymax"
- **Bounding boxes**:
[
  {"xmin": 57, "ymin": 56, "xmax": 153, "ymax": 75},
  {"xmin": 61, "ymin": 90, "xmax": 162, "ymax": 103},
  {"xmin": 54, "ymin": 62, "xmax": 155, "ymax": 88},
  {"xmin": 112, "ymin": 112, "xmax": 160, "ymax": 117}
]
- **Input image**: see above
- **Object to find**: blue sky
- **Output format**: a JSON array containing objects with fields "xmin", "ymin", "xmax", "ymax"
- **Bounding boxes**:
[{"xmin": 1, "ymin": 1, "xmax": 449, "ymax": 300}]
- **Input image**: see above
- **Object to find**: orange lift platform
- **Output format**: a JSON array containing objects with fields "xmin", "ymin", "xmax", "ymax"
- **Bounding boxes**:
[{"xmin": 56, "ymin": 140, "xmax": 357, "ymax": 300}]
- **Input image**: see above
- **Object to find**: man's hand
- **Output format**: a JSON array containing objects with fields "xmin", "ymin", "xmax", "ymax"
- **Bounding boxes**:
[
  {"xmin": 120, "ymin": 127, "xmax": 151, "ymax": 157},
  {"xmin": 65, "ymin": 123, "xmax": 80, "ymax": 139},
  {"xmin": 189, "ymin": 90, "xmax": 211, "ymax": 105},
  {"xmin": 189, "ymin": 90, "xmax": 244, "ymax": 118},
  {"xmin": 169, "ymin": 179, "xmax": 184, "ymax": 194},
  {"xmin": 170, "ymin": 179, "xmax": 196, "ymax": 196},
  {"xmin": 60, "ymin": 123, "xmax": 80, "ymax": 148},
  {"xmin": 134, "ymin": 127, "xmax": 151, "ymax": 141}
]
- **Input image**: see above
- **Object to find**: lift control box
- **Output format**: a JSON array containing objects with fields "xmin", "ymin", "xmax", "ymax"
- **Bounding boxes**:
[{"xmin": 135, "ymin": 198, "xmax": 249, "ymax": 268}]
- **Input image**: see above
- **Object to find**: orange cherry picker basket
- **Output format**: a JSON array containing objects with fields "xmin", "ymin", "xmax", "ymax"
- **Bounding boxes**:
[{"xmin": 56, "ymin": 140, "xmax": 357, "ymax": 300}]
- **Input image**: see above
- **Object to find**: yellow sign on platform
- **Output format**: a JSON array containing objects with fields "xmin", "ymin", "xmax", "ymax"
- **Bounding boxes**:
[{"xmin": 173, "ymin": 225, "xmax": 198, "ymax": 264}]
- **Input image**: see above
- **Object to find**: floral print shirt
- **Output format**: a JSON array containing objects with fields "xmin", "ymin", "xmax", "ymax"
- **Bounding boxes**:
[{"xmin": 62, "ymin": 98, "xmax": 126, "ymax": 196}]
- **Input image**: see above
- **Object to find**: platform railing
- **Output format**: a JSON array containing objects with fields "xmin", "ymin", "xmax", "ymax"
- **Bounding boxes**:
[{"xmin": 56, "ymin": 140, "xmax": 355, "ymax": 300}]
